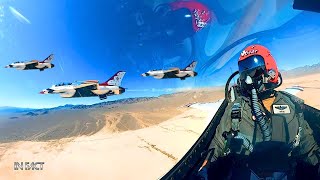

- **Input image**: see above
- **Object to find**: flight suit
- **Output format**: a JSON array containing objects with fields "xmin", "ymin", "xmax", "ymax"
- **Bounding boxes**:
[{"xmin": 207, "ymin": 91, "xmax": 320, "ymax": 167}]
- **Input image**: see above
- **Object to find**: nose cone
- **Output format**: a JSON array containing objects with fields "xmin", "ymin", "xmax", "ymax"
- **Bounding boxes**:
[
  {"xmin": 51, "ymin": 64, "xmax": 55, "ymax": 68},
  {"xmin": 39, "ymin": 89, "xmax": 51, "ymax": 94},
  {"xmin": 142, "ymin": 72, "xmax": 149, "ymax": 77},
  {"xmin": 194, "ymin": 72, "xmax": 198, "ymax": 76},
  {"xmin": 5, "ymin": 65, "xmax": 12, "ymax": 68}
]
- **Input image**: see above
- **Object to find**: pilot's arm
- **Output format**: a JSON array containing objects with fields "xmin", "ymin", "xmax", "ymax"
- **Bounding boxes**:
[
  {"xmin": 295, "ymin": 111, "xmax": 320, "ymax": 166},
  {"xmin": 197, "ymin": 103, "xmax": 234, "ymax": 180},
  {"xmin": 205, "ymin": 103, "xmax": 233, "ymax": 163}
]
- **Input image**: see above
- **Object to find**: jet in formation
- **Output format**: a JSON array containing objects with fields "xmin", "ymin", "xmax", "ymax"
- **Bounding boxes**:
[
  {"xmin": 40, "ymin": 71, "xmax": 126, "ymax": 100},
  {"xmin": 141, "ymin": 61, "xmax": 198, "ymax": 80},
  {"xmin": 5, "ymin": 54, "xmax": 54, "ymax": 71}
]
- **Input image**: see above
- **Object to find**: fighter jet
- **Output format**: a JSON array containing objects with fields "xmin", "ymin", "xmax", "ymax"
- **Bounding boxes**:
[
  {"xmin": 39, "ymin": 71, "xmax": 126, "ymax": 100},
  {"xmin": 141, "ymin": 61, "xmax": 198, "ymax": 80},
  {"xmin": 5, "ymin": 54, "xmax": 54, "ymax": 71}
]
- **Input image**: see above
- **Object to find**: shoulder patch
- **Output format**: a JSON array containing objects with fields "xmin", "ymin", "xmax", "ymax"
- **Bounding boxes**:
[{"xmin": 273, "ymin": 105, "xmax": 291, "ymax": 114}]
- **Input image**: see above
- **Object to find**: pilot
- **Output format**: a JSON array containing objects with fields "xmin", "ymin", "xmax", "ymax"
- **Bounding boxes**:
[{"xmin": 198, "ymin": 45, "xmax": 320, "ymax": 179}]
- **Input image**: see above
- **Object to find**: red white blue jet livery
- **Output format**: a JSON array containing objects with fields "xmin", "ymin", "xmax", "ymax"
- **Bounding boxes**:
[
  {"xmin": 142, "ymin": 61, "xmax": 198, "ymax": 80},
  {"xmin": 40, "ymin": 71, "xmax": 126, "ymax": 100},
  {"xmin": 5, "ymin": 54, "xmax": 54, "ymax": 71}
]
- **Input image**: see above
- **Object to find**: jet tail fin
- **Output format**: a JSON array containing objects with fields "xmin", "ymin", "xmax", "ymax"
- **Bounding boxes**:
[
  {"xmin": 100, "ymin": 71, "xmax": 126, "ymax": 86},
  {"xmin": 183, "ymin": 61, "xmax": 197, "ymax": 71},
  {"xmin": 41, "ymin": 54, "xmax": 54, "ymax": 63}
]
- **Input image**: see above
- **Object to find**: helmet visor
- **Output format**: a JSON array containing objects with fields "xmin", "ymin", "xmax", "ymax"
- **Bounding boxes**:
[{"xmin": 238, "ymin": 55, "xmax": 265, "ymax": 73}]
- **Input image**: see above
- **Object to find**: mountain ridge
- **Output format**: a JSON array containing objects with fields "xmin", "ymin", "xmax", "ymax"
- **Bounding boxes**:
[
  {"xmin": 281, "ymin": 62, "xmax": 320, "ymax": 78},
  {"xmin": 0, "ymin": 97, "xmax": 158, "ymax": 114}
]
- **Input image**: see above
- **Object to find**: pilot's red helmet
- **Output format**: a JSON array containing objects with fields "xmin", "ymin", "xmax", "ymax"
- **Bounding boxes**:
[{"xmin": 238, "ymin": 44, "xmax": 279, "ymax": 85}]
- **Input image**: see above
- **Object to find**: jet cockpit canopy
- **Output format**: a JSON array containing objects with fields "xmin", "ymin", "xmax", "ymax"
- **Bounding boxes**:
[{"xmin": 54, "ymin": 82, "xmax": 72, "ymax": 86}]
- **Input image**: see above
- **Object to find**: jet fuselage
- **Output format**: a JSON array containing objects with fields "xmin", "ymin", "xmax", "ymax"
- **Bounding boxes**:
[
  {"xmin": 142, "ymin": 61, "xmax": 198, "ymax": 80},
  {"xmin": 142, "ymin": 70, "xmax": 198, "ymax": 79},
  {"xmin": 5, "ymin": 54, "xmax": 55, "ymax": 71},
  {"xmin": 40, "ymin": 84, "xmax": 125, "ymax": 100},
  {"xmin": 5, "ymin": 62, "xmax": 55, "ymax": 70}
]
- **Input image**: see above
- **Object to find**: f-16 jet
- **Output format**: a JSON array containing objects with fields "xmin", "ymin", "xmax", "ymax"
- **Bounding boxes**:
[
  {"xmin": 141, "ymin": 61, "xmax": 198, "ymax": 80},
  {"xmin": 4, "ymin": 54, "xmax": 54, "ymax": 71},
  {"xmin": 40, "ymin": 71, "xmax": 126, "ymax": 100}
]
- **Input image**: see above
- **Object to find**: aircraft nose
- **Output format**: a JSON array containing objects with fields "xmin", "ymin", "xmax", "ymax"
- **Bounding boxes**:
[
  {"xmin": 194, "ymin": 72, "xmax": 198, "ymax": 76},
  {"xmin": 142, "ymin": 73, "xmax": 149, "ymax": 77},
  {"xmin": 39, "ymin": 89, "xmax": 51, "ymax": 94},
  {"xmin": 4, "ymin": 65, "xmax": 12, "ymax": 68},
  {"xmin": 51, "ymin": 64, "xmax": 55, "ymax": 68}
]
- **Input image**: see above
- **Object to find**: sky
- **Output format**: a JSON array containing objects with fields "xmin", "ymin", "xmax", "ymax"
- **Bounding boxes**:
[{"xmin": 0, "ymin": 0, "xmax": 319, "ymax": 108}]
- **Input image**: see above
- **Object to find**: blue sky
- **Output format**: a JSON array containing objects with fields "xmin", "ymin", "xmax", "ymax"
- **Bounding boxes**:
[{"xmin": 0, "ymin": 0, "xmax": 319, "ymax": 108}]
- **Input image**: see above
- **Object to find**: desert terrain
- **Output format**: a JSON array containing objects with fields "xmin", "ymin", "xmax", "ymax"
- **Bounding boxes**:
[
  {"xmin": 0, "ymin": 70, "xmax": 319, "ymax": 180},
  {"xmin": 279, "ymin": 73, "xmax": 320, "ymax": 109}
]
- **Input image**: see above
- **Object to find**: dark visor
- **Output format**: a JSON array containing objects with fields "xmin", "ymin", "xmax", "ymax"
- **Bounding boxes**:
[{"xmin": 238, "ymin": 55, "xmax": 265, "ymax": 73}]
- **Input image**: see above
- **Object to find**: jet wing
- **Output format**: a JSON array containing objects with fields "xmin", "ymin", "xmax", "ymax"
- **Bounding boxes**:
[
  {"xmin": 81, "ymin": 80, "xmax": 99, "ymax": 84},
  {"xmin": 25, "ymin": 60, "xmax": 39, "ymax": 64},
  {"xmin": 24, "ymin": 61, "xmax": 38, "ymax": 69},
  {"xmin": 74, "ymin": 82, "xmax": 98, "ymax": 90},
  {"xmin": 164, "ymin": 68, "xmax": 180, "ymax": 74},
  {"xmin": 59, "ymin": 84, "xmax": 97, "ymax": 98}
]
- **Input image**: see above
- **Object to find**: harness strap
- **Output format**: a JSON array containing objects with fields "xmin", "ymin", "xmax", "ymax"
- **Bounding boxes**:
[
  {"xmin": 289, "ymin": 126, "xmax": 303, "ymax": 150},
  {"xmin": 231, "ymin": 103, "xmax": 241, "ymax": 132}
]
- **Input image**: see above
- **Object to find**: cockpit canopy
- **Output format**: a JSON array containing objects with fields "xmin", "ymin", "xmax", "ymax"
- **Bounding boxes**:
[
  {"xmin": 54, "ymin": 82, "xmax": 72, "ymax": 86},
  {"xmin": 13, "ymin": 61, "xmax": 23, "ymax": 63}
]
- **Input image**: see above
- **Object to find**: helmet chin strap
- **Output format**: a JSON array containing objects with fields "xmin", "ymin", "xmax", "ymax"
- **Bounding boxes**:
[
  {"xmin": 262, "ymin": 69, "xmax": 276, "ymax": 83},
  {"xmin": 262, "ymin": 75, "xmax": 269, "ymax": 83}
]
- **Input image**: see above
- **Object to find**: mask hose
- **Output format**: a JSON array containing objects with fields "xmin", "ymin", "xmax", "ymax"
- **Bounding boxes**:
[
  {"xmin": 245, "ymin": 76, "xmax": 271, "ymax": 141},
  {"xmin": 235, "ymin": 133, "xmax": 254, "ymax": 152}
]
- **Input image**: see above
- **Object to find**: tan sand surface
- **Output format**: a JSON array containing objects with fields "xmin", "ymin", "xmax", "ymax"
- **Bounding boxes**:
[
  {"xmin": 0, "ymin": 108, "xmax": 212, "ymax": 180},
  {"xmin": 279, "ymin": 73, "xmax": 320, "ymax": 109}
]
